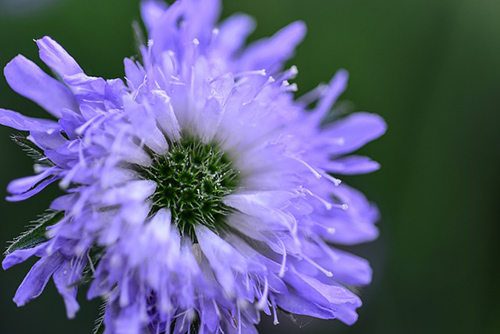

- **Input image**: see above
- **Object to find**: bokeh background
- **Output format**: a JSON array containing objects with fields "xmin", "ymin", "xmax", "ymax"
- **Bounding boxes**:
[{"xmin": 1, "ymin": 0, "xmax": 499, "ymax": 333}]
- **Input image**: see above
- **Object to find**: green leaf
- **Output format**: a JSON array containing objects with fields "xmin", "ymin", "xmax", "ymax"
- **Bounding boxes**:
[
  {"xmin": 132, "ymin": 20, "xmax": 146, "ymax": 62},
  {"xmin": 94, "ymin": 320, "xmax": 105, "ymax": 334},
  {"xmin": 11, "ymin": 134, "xmax": 54, "ymax": 166},
  {"xmin": 93, "ymin": 301, "xmax": 107, "ymax": 334},
  {"xmin": 5, "ymin": 211, "xmax": 64, "ymax": 255}
]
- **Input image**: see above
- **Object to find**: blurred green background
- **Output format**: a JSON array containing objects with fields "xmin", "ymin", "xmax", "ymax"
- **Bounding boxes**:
[{"xmin": 1, "ymin": 0, "xmax": 499, "ymax": 333}]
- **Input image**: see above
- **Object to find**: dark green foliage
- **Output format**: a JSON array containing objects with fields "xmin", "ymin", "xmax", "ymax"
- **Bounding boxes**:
[
  {"xmin": 5, "ymin": 211, "xmax": 64, "ymax": 255},
  {"xmin": 93, "ymin": 301, "xmax": 107, "ymax": 334},
  {"xmin": 11, "ymin": 134, "xmax": 54, "ymax": 166}
]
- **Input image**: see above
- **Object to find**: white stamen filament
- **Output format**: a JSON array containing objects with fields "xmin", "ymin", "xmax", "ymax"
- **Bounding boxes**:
[
  {"xmin": 291, "ymin": 156, "xmax": 322, "ymax": 179},
  {"xmin": 303, "ymin": 188, "xmax": 333, "ymax": 210},
  {"xmin": 256, "ymin": 277, "xmax": 269, "ymax": 310},
  {"xmin": 303, "ymin": 255, "xmax": 333, "ymax": 277},
  {"xmin": 271, "ymin": 295, "xmax": 279, "ymax": 325},
  {"xmin": 278, "ymin": 238, "xmax": 287, "ymax": 278},
  {"xmin": 319, "ymin": 170, "xmax": 342, "ymax": 186},
  {"xmin": 234, "ymin": 69, "xmax": 267, "ymax": 78}
]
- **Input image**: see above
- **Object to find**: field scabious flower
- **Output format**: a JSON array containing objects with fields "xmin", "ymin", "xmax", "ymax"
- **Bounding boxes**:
[{"xmin": 1, "ymin": 0, "xmax": 386, "ymax": 333}]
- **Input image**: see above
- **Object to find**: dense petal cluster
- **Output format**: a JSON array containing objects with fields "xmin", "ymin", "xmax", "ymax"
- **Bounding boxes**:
[{"xmin": 1, "ymin": 0, "xmax": 386, "ymax": 333}]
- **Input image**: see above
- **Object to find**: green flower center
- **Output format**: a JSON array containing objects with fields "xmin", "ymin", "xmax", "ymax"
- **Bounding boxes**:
[{"xmin": 143, "ymin": 137, "xmax": 240, "ymax": 237}]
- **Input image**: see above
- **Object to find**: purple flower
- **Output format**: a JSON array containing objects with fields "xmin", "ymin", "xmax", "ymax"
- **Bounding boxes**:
[{"xmin": 1, "ymin": 0, "xmax": 386, "ymax": 333}]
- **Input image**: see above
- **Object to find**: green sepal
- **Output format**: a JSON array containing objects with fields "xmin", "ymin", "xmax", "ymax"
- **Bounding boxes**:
[{"xmin": 5, "ymin": 211, "xmax": 64, "ymax": 255}]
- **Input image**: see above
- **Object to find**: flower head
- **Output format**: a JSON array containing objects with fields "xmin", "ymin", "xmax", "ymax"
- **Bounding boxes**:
[{"xmin": 1, "ymin": 0, "xmax": 386, "ymax": 333}]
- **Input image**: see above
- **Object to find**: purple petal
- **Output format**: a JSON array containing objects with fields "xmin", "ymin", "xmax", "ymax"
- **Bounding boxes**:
[
  {"xmin": 141, "ymin": 0, "xmax": 169, "ymax": 31},
  {"xmin": 123, "ymin": 95, "xmax": 169, "ymax": 155},
  {"xmin": 215, "ymin": 14, "xmax": 256, "ymax": 58},
  {"xmin": 53, "ymin": 257, "xmax": 86, "ymax": 318},
  {"xmin": 58, "ymin": 108, "xmax": 85, "ymax": 139},
  {"xmin": 36, "ymin": 36, "xmax": 83, "ymax": 77},
  {"xmin": 323, "ymin": 155, "xmax": 381, "ymax": 175},
  {"xmin": 149, "ymin": 90, "xmax": 181, "ymax": 141},
  {"xmin": 150, "ymin": 1, "xmax": 184, "ymax": 56},
  {"xmin": 6, "ymin": 175, "xmax": 59, "ymax": 202},
  {"xmin": 101, "ymin": 180, "xmax": 157, "ymax": 206},
  {"xmin": 4, "ymin": 55, "xmax": 78, "ymax": 118},
  {"xmin": 184, "ymin": 0, "xmax": 221, "ymax": 48},
  {"xmin": 195, "ymin": 225, "xmax": 247, "ymax": 292},
  {"xmin": 2, "ymin": 243, "xmax": 49, "ymax": 270},
  {"xmin": 283, "ymin": 269, "xmax": 362, "ymax": 325},
  {"xmin": 240, "ymin": 21, "xmax": 306, "ymax": 72},
  {"xmin": 199, "ymin": 96, "xmax": 223, "ymax": 142},
  {"xmin": 29, "ymin": 130, "xmax": 67, "ymax": 150},
  {"xmin": 313, "ymin": 70, "xmax": 349, "ymax": 122},
  {"xmin": 275, "ymin": 291, "xmax": 335, "ymax": 319},
  {"xmin": 7, "ymin": 167, "xmax": 58, "ymax": 195},
  {"xmin": 322, "ymin": 112, "xmax": 387, "ymax": 155},
  {"xmin": 313, "ymin": 246, "xmax": 373, "ymax": 286},
  {"xmin": 320, "ymin": 184, "xmax": 380, "ymax": 245},
  {"xmin": 0, "ymin": 108, "xmax": 61, "ymax": 132},
  {"xmin": 13, "ymin": 252, "xmax": 64, "ymax": 307},
  {"xmin": 199, "ymin": 298, "xmax": 219, "ymax": 332},
  {"xmin": 63, "ymin": 72, "xmax": 101, "ymax": 86},
  {"xmin": 114, "ymin": 302, "xmax": 144, "ymax": 334},
  {"xmin": 124, "ymin": 58, "xmax": 146, "ymax": 90}
]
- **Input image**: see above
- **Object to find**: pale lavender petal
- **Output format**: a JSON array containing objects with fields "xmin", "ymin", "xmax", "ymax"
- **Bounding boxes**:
[
  {"xmin": 320, "ymin": 248, "xmax": 373, "ymax": 286},
  {"xmin": 123, "ymin": 95, "xmax": 169, "ymax": 155},
  {"xmin": 7, "ymin": 167, "xmax": 58, "ymax": 195},
  {"xmin": 53, "ymin": 257, "xmax": 86, "ymax": 318},
  {"xmin": 195, "ymin": 225, "xmax": 247, "ymax": 291},
  {"xmin": 36, "ymin": 36, "xmax": 83, "ymax": 77},
  {"xmin": 29, "ymin": 130, "xmax": 67, "ymax": 150},
  {"xmin": 124, "ymin": 58, "xmax": 146, "ymax": 90},
  {"xmin": 184, "ymin": 0, "xmax": 221, "ymax": 48},
  {"xmin": 215, "ymin": 14, "xmax": 256, "ymax": 58},
  {"xmin": 323, "ymin": 112, "xmax": 387, "ymax": 155},
  {"xmin": 275, "ymin": 291, "xmax": 335, "ymax": 319},
  {"xmin": 141, "ymin": 0, "xmax": 168, "ymax": 31},
  {"xmin": 2, "ymin": 243, "xmax": 49, "ymax": 270},
  {"xmin": 312, "ymin": 70, "xmax": 349, "ymax": 122},
  {"xmin": 240, "ymin": 21, "xmax": 306, "ymax": 72},
  {"xmin": 0, "ymin": 108, "xmax": 61, "ymax": 131},
  {"xmin": 13, "ymin": 252, "xmax": 64, "ymax": 306},
  {"xmin": 322, "ymin": 155, "xmax": 381, "ymax": 175},
  {"xmin": 6, "ymin": 175, "xmax": 59, "ymax": 202},
  {"xmin": 4, "ymin": 55, "xmax": 78, "ymax": 118}
]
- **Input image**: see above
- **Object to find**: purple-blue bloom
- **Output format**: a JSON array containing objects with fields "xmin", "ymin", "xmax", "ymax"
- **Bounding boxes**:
[{"xmin": 1, "ymin": 0, "xmax": 386, "ymax": 333}]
